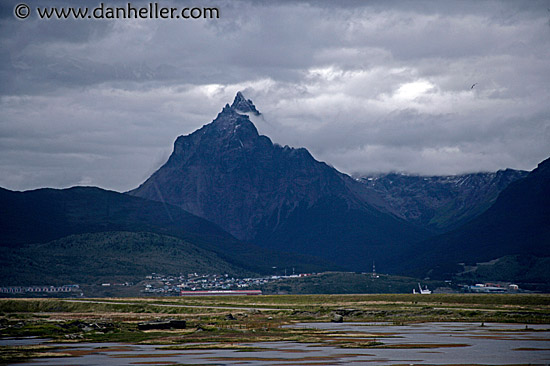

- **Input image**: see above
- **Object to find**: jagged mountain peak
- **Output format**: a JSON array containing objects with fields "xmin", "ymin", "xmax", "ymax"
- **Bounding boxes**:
[
  {"xmin": 131, "ymin": 93, "xmax": 360, "ymax": 239},
  {"xmin": 215, "ymin": 102, "xmax": 252, "ymax": 124},
  {"xmin": 129, "ymin": 93, "xmax": 432, "ymax": 272},
  {"xmin": 204, "ymin": 101, "xmax": 260, "ymax": 140},
  {"xmin": 231, "ymin": 91, "xmax": 261, "ymax": 116}
]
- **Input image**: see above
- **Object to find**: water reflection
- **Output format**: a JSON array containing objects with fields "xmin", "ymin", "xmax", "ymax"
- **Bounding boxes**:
[{"xmin": 11, "ymin": 322, "xmax": 550, "ymax": 365}]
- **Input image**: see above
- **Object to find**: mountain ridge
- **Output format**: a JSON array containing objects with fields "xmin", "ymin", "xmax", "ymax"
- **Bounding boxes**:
[
  {"xmin": 0, "ymin": 185, "xmax": 333, "ymax": 283},
  {"xmin": 1, "ymin": 92, "xmax": 548, "ymax": 286},
  {"xmin": 130, "ymin": 94, "xmax": 392, "ymax": 242},
  {"xmin": 130, "ymin": 92, "xmax": 547, "ymax": 273},
  {"xmin": 358, "ymin": 168, "xmax": 528, "ymax": 232},
  {"xmin": 129, "ymin": 93, "xmax": 431, "ymax": 271},
  {"xmin": 398, "ymin": 157, "xmax": 550, "ymax": 279}
]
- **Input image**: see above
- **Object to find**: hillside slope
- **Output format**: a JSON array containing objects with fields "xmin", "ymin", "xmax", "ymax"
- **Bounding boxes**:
[
  {"xmin": 0, "ymin": 231, "xmax": 249, "ymax": 285},
  {"xmin": 0, "ymin": 186, "xmax": 332, "ymax": 282},
  {"xmin": 400, "ymin": 157, "xmax": 550, "ymax": 279}
]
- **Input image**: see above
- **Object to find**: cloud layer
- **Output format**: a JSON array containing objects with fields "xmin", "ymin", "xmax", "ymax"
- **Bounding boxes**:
[{"xmin": 1, "ymin": 0, "xmax": 549, "ymax": 191}]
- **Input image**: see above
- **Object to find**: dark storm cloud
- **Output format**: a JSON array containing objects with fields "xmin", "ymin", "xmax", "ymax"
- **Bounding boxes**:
[{"xmin": 0, "ymin": 0, "xmax": 549, "ymax": 190}]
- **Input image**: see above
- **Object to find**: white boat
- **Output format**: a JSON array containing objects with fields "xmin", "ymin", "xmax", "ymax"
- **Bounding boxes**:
[{"xmin": 413, "ymin": 283, "xmax": 432, "ymax": 294}]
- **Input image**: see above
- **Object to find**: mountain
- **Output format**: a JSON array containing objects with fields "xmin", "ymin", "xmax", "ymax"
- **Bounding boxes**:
[
  {"xmin": 0, "ymin": 186, "xmax": 243, "ymax": 251},
  {"xmin": 400, "ymin": 157, "xmax": 550, "ymax": 279},
  {"xmin": 0, "ymin": 186, "xmax": 331, "ymax": 284},
  {"xmin": 358, "ymin": 169, "xmax": 528, "ymax": 232},
  {"xmin": 0, "ymin": 231, "xmax": 246, "ymax": 285},
  {"xmin": 456, "ymin": 255, "xmax": 550, "ymax": 290},
  {"xmin": 130, "ymin": 93, "xmax": 430, "ymax": 271},
  {"xmin": 2, "ymin": 92, "xmax": 546, "ymax": 286}
]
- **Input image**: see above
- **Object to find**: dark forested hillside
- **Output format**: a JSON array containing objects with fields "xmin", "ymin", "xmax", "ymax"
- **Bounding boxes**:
[
  {"xmin": 398, "ymin": 157, "xmax": 550, "ymax": 279},
  {"xmin": 0, "ymin": 186, "xmax": 332, "ymax": 284}
]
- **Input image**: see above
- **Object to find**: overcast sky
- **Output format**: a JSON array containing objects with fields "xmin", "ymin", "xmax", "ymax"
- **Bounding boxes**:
[{"xmin": 1, "ymin": 0, "xmax": 549, "ymax": 192}]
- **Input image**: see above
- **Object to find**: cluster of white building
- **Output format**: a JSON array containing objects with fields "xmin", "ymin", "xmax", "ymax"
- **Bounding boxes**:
[
  {"xmin": 465, "ymin": 283, "xmax": 520, "ymax": 293},
  {"xmin": 143, "ymin": 272, "xmax": 310, "ymax": 294}
]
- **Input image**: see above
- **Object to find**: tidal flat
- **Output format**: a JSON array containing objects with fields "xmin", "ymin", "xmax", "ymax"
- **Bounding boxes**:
[{"xmin": 1, "ymin": 294, "xmax": 549, "ymax": 364}]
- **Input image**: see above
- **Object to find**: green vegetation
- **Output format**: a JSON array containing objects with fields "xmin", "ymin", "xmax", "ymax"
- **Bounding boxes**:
[
  {"xmin": 257, "ymin": 272, "xmax": 447, "ymax": 294},
  {"xmin": 457, "ymin": 255, "xmax": 550, "ymax": 291},
  {"xmin": 0, "ymin": 231, "xmax": 251, "ymax": 286},
  {"xmin": 0, "ymin": 186, "xmax": 331, "ymax": 284},
  {"xmin": 0, "ymin": 345, "xmax": 71, "ymax": 363},
  {"xmin": 1, "ymin": 294, "xmax": 549, "ymax": 363}
]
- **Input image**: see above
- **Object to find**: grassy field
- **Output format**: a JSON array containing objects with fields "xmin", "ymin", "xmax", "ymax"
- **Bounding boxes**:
[{"xmin": 1, "ymin": 294, "xmax": 549, "ymax": 362}]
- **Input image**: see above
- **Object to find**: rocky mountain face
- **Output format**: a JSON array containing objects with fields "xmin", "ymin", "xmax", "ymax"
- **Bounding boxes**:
[
  {"xmin": 129, "ymin": 93, "xmax": 428, "ymax": 271},
  {"xmin": 3, "ymin": 92, "xmax": 546, "ymax": 284},
  {"xmin": 358, "ymin": 169, "xmax": 528, "ymax": 232},
  {"xmin": 130, "ymin": 93, "xmax": 384, "ymax": 241},
  {"xmin": 129, "ymin": 92, "xmax": 547, "ymax": 273},
  {"xmin": 399, "ymin": 157, "xmax": 550, "ymax": 279}
]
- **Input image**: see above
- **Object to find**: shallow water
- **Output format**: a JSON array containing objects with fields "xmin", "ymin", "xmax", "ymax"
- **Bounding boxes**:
[
  {"xmin": 0, "ymin": 337, "xmax": 52, "ymax": 347},
  {"xmin": 10, "ymin": 322, "xmax": 550, "ymax": 365},
  {"xmin": 292, "ymin": 322, "xmax": 550, "ymax": 365}
]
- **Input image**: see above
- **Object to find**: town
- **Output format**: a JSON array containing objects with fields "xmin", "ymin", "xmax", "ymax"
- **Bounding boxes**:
[
  {"xmin": 142, "ymin": 272, "xmax": 311, "ymax": 295},
  {"xmin": 0, "ymin": 273, "xmax": 523, "ymax": 298}
]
